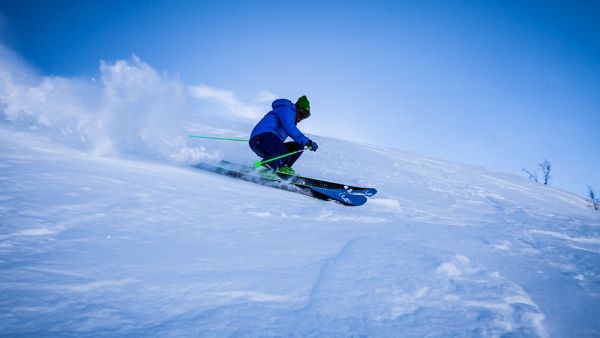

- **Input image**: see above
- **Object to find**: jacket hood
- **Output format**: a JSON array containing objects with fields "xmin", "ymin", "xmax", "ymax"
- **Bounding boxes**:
[{"xmin": 272, "ymin": 99, "xmax": 295, "ymax": 110}]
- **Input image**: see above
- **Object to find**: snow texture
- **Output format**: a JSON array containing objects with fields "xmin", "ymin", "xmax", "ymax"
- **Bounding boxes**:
[{"xmin": 1, "ymin": 51, "xmax": 600, "ymax": 337}]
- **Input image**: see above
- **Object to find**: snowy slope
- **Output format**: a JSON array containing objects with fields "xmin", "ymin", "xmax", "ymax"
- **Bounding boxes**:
[
  {"xmin": 2, "ymin": 124, "xmax": 600, "ymax": 337},
  {"xmin": 1, "ymin": 53, "xmax": 600, "ymax": 337}
]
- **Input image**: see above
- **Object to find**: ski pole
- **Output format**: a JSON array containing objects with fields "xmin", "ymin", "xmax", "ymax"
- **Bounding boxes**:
[
  {"xmin": 255, "ymin": 149, "xmax": 305, "ymax": 168},
  {"xmin": 188, "ymin": 135, "xmax": 249, "ymax": 142}
]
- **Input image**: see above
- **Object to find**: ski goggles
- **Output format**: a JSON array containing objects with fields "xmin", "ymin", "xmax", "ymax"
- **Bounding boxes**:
[{"xmin": 297, "ymin": 107, "xmax": 311, "ymax": 119}]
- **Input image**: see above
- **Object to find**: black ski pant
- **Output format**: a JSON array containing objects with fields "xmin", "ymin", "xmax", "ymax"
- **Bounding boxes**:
[{"xmin": 249, "ymin": 132, "xmax": 303, "ymax": 171}]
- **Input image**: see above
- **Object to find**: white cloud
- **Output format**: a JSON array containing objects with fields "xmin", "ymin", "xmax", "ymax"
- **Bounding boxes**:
[
  {"xmin": 255, "ymin": 90, "xmax": 277, "ymax": 103},
  {"xmin": 188, "ymin": 84, "xmax": 269, "ymax": 120}
]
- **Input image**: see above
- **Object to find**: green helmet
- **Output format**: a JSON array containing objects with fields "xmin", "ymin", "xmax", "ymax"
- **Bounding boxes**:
[{"xmin": 295, "ymin": 95, "xmax": 311, "ymax": 118}]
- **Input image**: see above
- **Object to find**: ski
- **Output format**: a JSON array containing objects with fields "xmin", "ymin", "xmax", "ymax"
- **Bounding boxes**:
[
  {"xmin": 194, "ymin": 161, "xmax": 370, "ymax": 206},
  {"xmin": 276, "ymin": 172, "xmax": 377, "ymax": 197},
  {"xmin": 307, "ymin": 186, "xmax": 367, "ymax": 206},
  {"xmin": 219, "ymin": 160, "xmax": 377, "ymax": 197}
]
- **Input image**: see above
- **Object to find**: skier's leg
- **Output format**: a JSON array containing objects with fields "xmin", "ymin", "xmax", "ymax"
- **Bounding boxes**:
[
  {"xmin": 249, "ymin": 135, "xmax": 266, "ymax": 158},
  {"xmin": 283, "ymin": 141, "xmax": 304, "ymax": 168},
  {"xmin": 251, "ymin": 133, "xmax": 289, "ymax": 171}
]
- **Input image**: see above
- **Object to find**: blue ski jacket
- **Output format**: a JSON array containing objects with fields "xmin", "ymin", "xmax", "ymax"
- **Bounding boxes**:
[{"xmin": 250, "ymin": 99, "xmax": 310, "ymax": 146}]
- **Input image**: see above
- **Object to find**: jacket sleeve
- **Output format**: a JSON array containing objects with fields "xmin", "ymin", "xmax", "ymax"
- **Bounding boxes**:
[{"xmin": 277, "ymin": 106, "xmax": 310, "ymax": 146}]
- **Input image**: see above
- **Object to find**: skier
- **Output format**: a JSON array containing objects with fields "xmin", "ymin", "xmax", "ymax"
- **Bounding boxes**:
[{"xmin": 249, "ymin": 95, "xmax": 318, "ymax": 175}]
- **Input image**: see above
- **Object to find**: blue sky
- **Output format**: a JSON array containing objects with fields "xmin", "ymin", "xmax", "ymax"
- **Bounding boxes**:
[{"xmin": 0, "ymin": 0, "xmax": 598, "ymax": 196}]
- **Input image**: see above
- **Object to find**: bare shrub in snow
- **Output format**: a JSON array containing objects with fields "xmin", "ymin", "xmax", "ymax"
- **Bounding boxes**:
[
  {"xmin": 539, "ymin": 160, "xmax": 552, "ymax": 186},
  {"xmin": 522, "ymin": 168, "xmax": 539, "ymax": 183},
  {"xmin": 588, "ymin": 186, "xmax": 599, "ymax": 210}
]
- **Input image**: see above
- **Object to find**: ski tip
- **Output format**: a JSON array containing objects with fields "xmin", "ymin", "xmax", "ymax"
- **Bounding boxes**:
[
  {"xmin": 347, "ymin": 187, "xmax": 377, "ymax": 197},
  {"xmin": 308, "ymin": 186, "xmax": 368, "ymax": 206},
  {"xmin": 366, "ymin": 188, "xmax": 378, "ymax": 197}
]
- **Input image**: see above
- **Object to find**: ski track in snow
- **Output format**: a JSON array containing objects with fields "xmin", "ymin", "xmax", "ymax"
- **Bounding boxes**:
[{"xmin": 1, "ymin": 127, "xmax": 600, "ymax": 337}]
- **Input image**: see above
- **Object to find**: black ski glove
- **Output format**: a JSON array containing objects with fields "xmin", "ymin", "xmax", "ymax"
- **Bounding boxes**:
[{"xmin": 307, "ymin": 140, "xmax": 318, "ymax": 152}]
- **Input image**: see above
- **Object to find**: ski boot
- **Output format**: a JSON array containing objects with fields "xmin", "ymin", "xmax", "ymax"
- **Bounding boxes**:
[
  {"xmin": 277, "ymin": 166, "xmax": 296, "ymax": 176},
  {"xmin": 256, "ymin": 164, "xmax": 280, "ymax": 180}
]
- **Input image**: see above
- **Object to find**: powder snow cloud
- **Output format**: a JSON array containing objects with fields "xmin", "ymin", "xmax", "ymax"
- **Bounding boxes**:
[{"xmin": 0, "ymin": 43, "xmax": 275, "ymax": 162}]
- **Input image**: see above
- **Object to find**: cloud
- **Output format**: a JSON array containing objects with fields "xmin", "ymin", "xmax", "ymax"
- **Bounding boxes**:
[
  {"xmin": 255, "ymin": 90, "xmax": 278, "ymax": 103},
  {"xmin": 188, "ymin": 84, "xmax": 273, "ymax": 120}
]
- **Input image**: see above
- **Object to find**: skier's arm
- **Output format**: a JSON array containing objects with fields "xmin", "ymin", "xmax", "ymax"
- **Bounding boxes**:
[{"xmin": 277, "ymin": 107, "xmax": 310, "ymax": 146}]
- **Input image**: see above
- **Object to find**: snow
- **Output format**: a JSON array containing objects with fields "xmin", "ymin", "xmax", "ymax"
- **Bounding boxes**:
[{"xmin": 1, "ymin": 53, "xmax": 600, "ymax": 337}]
